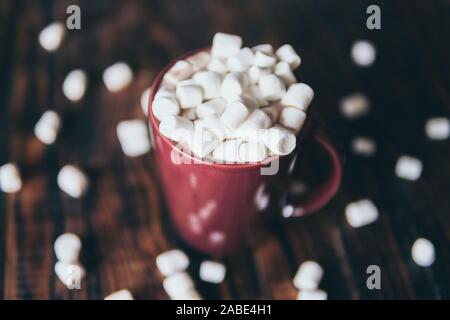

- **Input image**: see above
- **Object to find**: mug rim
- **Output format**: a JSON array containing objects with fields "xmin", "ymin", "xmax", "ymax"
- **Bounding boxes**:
[{"xmin": 147, "ymin": 47, "xmax": 312, "ymax": 171}]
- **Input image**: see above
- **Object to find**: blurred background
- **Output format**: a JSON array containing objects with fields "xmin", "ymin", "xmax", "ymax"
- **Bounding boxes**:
[{"xmin": 0, "ymin": 0, "xmax": 450, "ymax": 299}]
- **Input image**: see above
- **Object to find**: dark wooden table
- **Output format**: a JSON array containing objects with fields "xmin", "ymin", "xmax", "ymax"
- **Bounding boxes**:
[{"xmin": 1, "ymin": 0, "xmax": 449, "ymax": 300}]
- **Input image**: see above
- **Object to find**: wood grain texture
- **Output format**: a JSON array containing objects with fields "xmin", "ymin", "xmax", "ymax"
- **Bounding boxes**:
[{"xmin": 0, "ymin": 0, "xmax": 449, "ymax": 299}]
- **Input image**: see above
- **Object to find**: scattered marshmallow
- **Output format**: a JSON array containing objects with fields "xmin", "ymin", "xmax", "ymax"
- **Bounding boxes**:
[
  {"xmin": 164, "ymin": 60, "xmax": 194, "ymax": 85},
  {"xmin": 156, "ymin": 249, "xmax": 189, "ymax": 277},
  {"xmin": 196, "ymin": 98, "xmax": 226, "ymax": 118},
  {"xmin": 159, "ymin": 115, "xmax": 194, "ymax": 142},
  {"xmin": 281, "ymin": 83, "xmax": 314, "ymax": 111},
  {"xmin": 193, "ymin": 71, "xmax": 222, "ymax": 99},
  {"xmin": 219, "ymin": 100, "xmax": 249, "ymax": 129},
  {"xmin": 395, "ymin": 155, "xmax": 423, "ymax": 181},
  {"xmin": 103, "ymin": 62, "xmax": 133, "ymax": 92},
  {"xmin": 0, "ymin": 163, "xmax": 22, "ymax": 193},
  {"xmin": 199, "ymin": 261, "xmax": 226, "ymax": 284},
  {"xmin": 221, "ymin": 72, "xmax": 248, "ymax": 101},
  {"xmin": 105, "ymin": 289, "xmax": 133, "ymax": 300},
  {"xmin": 39, "ymin": 22, "xmax": 65, "ymax": 52},
  {"xmin": 163, "ymin": 272, "xmax": 195, "ymax": 299},
  {"xmin": 345, "ymin": 199, "xmax": 379, "ymax": 228},
  {"xmin": 140, "ymin": 87, "xmax": 151, "ymax": 115},
  {"xmin": 57, "ymin": 165, "xmax": 89, "ymax": 198},
  {"xmin": 279, "ymin": 107, "xmax": 306, "ymax": 132},
  {"xmin": 340, "ymin": 93, "xmax": 370, "ymax": 119},
  {"xmin": 116, "ymin": 120, "xmax": 151, "ymax": 157},
  {"xmin": 275, "ymin": 61, "xmax": 296, "ymax": 86},
  {"xmin": 62, "ymin": 69, "xmax": 87, "ymax": 102},
  {"xmin": 411, "ymin": 238, "xmax": 435, "ymax": 267},
  {"xmin": 211, "ymin": 33, "xmax": 243, "ymax": 59},
  {"xmin": 293, "ymin": 261, "xmax": 324, "ymax": 290},
  {"xmin": 351, "ymin": 40, "xmax": 376, "ymax": 67},
  {"xmin": 34, "ymin": 110, "xmax": 61, "ymax": 145},
  {"xmin": 263, "ymin": 127, "xmax": 296, "ymax": 155},
  {"xmin": 186, "ymin": 51, "xmax": 211, "ymax": 72},
  {"xmin": 176, "ymin": 83, "xmax": 203, "ymax": 108},
  {"xmin": 54, "ymin": 261, "xmax": 85, "ymax": 289},
  {"xmin": 281, "ymin": 204, "xmax": 294, "ymax": 218},
  {"xmin": 297, "ymin": 290, "xmax": 327, "ymax": 300},
  {"xmin": 425, "ymin": 117, "xmax": 449, "ymax": 140},
  {"xmin": 152, "ymin": 96, "xmax": 180, "ymax": 120},
  {"xmin": 54, "ymin": 233, "xmax": 82, "ymax": 263},
  {"xmin": 276, "ymin": 44, "xmax": 301, "ymax": 69},
  {"xmin": 351, "ymin": 136, "xmax": 376, "ymax": 156},
  {"xmin": 258, "ymin": 74, "xmax": 286, "ymax": 101},
  {"xmin": 253, "ymin": 51, "xmax": 277, "ymax": 68}
]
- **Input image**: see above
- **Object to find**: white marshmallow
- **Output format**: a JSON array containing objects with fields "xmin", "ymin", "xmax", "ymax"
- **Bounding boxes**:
[
  {"xmin": 281, "ymin": 83, "xmax": 314, "ymax": 111},
  {"xmin": 212, "ymin": 139, "xmax": 243, "ymax": 163},
  {"xmin": 103, "ymin": 62, "xmax": 133, "ymax": 92},
  {"xmin": 211, "ymin": 33, "xmax": 242, "ymax": 59},
  {"xmin": 186, "ymin": 51, "xmax": 211, "ymax": 72},
  {"xmin": 279, "ymin": 107, "xmax": 306, "ymax": 132},
  {"xmin": 261, "ymin": 103, "xmax": 282, "ymax": 122},
  {"xmin": 340, "ymin": 93, "xmax": 370, "ymax": 119},
  {"xmin": 181, "ymin": 108, "xmax": 197, "ymax": 120},
  {"xmin": 155, "ymin": 87, "xmax": 176, "ymax": 99},
  {"xmin": 196, "ymin": 115, "xmax": 228, "ymax": 140},
  {"xmin": 395, "ymin": 155, "xmax": 423, "ymax": 181},
  {"xmin": 262, "ymin": 126, "xmax": 296, "ymax": 155},
  {"xmin": 0, "ymin": 163, "xmax": 22, "ymax": 193},
  {"xmin": 199, "ymin": 261, "xmax": 226, "ymax": 284},
  {"xmin": 39, "ymin": 22, "xmax": 65, "ymax": 52},
  {"xmin": 152, "ymin": 96, "xmax": 180, "ymax": 120},
  {"xmin": 159, "ymin": 115, "xmax": 194, "ymax": 142},
  {"xmin": 281, "ymin": 205, "xmax": 294, "ymax": 218},
  {"xmin": 227, "ymin": 47, "xmax": 254, "ymax": 72},
  {"xmin": 293, "ymin": 261, "xmax": 324, "ymax": 290},
  {"xmin": 193, "ymin": 71, "xmax": 222, "ymax": 99},
  {"xmin": 163, "ymin": 60, "xmax": 194, "ymax": 85},
  {"xmin": 351, "ymin": 40, "xmax": 376, "ymax": 67},
  {"xmin": 57, "ymin": 165, "xmax": 89, "ymax": 198},
  {"xmin": 219, "ymin": 100, "xmax": 250, "ymax": 129},
  {"xmin": 54, "ymin": 233, "xmax": 82, "ymax": 263},
  {"xmin": 253, "ymin": 51, "xmax": 277, "ymax": 68},
  {"xmin": 351, "ymin": 136, "xmax": 376, "ymax": 156},
  {"xmin": 189, "ymin": 129, "xmax": 221, "ymax": 158},
  {"xmin": 62, "ymin": 69, "xmax": 87, "ymax": 102},
  {"xmin": 207, "ymin": 57, "xmax": 228, "ymax": 74},
  {"xmin": 411, "ymin": 238, "xmax": 435, "ymax": 267},
  {"xmin": 238, "ymin": 142, "xmax": 268, "ymax": 162},
  {"xmin": 425, "ymin": 117, "xmax": 450, "ymax": 140},
  {"xmin": 54, "ymin": 261, "xmax": 85, "ymax": 289},
  {"xmin": 104, "ymin": 289, "xmax": 133, "ymax": 300},
  {"xmin": 221, "ymin": 72, "xmax": 248, "ymax": 101},
  {"xmin": 248, "ymin": 66, "xmax": 272, "ymax": 84},
  {"xmin": 156, "ymin": 249, "xmax": 189, "ymax": 276},
  {"xmin": 163, "ymin": 272, "xmax": 195, "ymax": 299},
  {"xmin": 140, "ymin": 87, "xmax": 151, "ymax": 115},
  {"xmin": 252, "ymin": 44, "xmax": 274, "ymax": 55},
  {"xmin": 247, "ymin": 84, "xmax": 269, "ymax": 107},
  {"xmin": 297, "ymin": 290, "xmax": 327, "ymax": 300},
  {"xmin": 34, "ymin": 110, "xmax": 61, "ymax": 145},
  {"xmin": 116, "ymin": 120, "xmax": 151, "ymax": 157},
  {"xmin": 345, "ymin": 199, "xmax": 379, "ymax": 228},
  {"xmin": 276, "ymin": 44, "xmax": 301, "ymax": 69},
  {"xmin": 275, "ymin": 61, "xmax": 296, "ymax": 86},
  {"xmin": 176, "ymin": 83, "xmax": 203, "ymax": 109},
  {"xmin": 231, "ymin": 109, "xmax": 272, "ymax": 141},
  {"xmin": 258, "ymin": 74, "xmax": 286, "ymax": 101},
  {"xmin": 196, "ymin": 98, "xmax": 226, "ymax": 118}
]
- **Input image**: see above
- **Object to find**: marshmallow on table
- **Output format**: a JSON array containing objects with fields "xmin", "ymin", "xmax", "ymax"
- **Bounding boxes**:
[
  {"xmin": 207, "ymin": 57, "xmax": 228, "ymax": 74},
  {"xmin": 279, "ymin": 107, "xmax": 306, "ymax": 132},
  {"xmin": 63, "ymin": 69, "xmax": 87, "ymax": 102},
  {"xmin": 193, "ymin": 70, "xmax": 222, "ymax": 99},
  {"xmin": 54, "ymin": 233, "xmax": 82, "ymax": 263},
  {"xmin": 345, "ymin": 199, "xmax": 379, "ymax": 228},
  {"xmin": 156, "ymin": 249, "xmax": 189, "ymax": 277},
  {"xmin": 163, "ymin": 60, "xmax": 194, "ymax": 86},
  {"xmin": 105, "ymin": 289, "xmax": 133, "ymax": 300},
  {"xmin": 351, "ymin": 40, "xmax": 376, "ymax": 67},
  {"xmin": 152, "ymin": 95, "xmax": 180, "ymax": 121},
  {"xmin": 159, "ymin": 115, "xmax": 194, "ymax": 142},
  {"xmin": 227, "ymin": 47, "xmax": 254, "ymax": 72},
  {"xmin": 297, "ymin": 290, "xmax": 327, "ymax": 300},
  {"xmin": 221, "ymin": 72, "xmax": 249, "ymax": 101},
  {"xmin": 176, "ymin": 83, "xmax": 203, "ymax": 108},
  {"xmin": 220, "ymin": 100, "xmax": 250, "ymax": 129},
  {"xmin": 186, "ymin": 51, "xmax": 211, "ymax": 72},
  {"xmin": 258, "ymin": 74, "xmax": 286, "ymax": 101},
  {"xmin": 54, "ymin": 261, "xmax": 85, "ymax": 289},
  {"xmin": 163, "ymin": 272, "xmax": 195, "ymax": 299},
  {"xmin": 116, "ymin": 120, "xmax": 151, "ymax": 157},
  {"xmin": 262, "ymin": 127, "xmax": 296, "ymax": 155},
  {"xmin": 395, "ymin": 155, "xmax": 423, "ymax": 181},
  {"xmin": 212, "ymin": 139, "xmax": 243, "ymax": 163},
  {"xmin": 140, "ymin": 87, "xmax": 151, "ymax": 115},
  {"xmin": 340, "ymin": 93, "xmax": 370, "ymax": 119},
  {"xmin": 238, "ymin": 141, "xmax": 268, "ymax": 162},
  {"xmin": 247, "ymin": 84, "xmax": 269, "ymax": 107},
  {"xmin": 351, "ymin": 136, "xmax": 376, "ymax": 156},
  {"xmin": 211, "ymin": 32, "xmax": 243, "ymax": 59},
  {"xmin": 248, "ymin": 65, "xmax": 272, "ymax": 85},
  {"xmin": 57, "ymin": 165, "xmax": 89, "ymax": 198},
  {"xmin": 293, "ymin": 261, "xmax": 324, "ymax": 290},
  {"xmin": 253, "ymin": 51, "xmax": 277, "ymax": 68},
  {"xmin": 276, "ymin": 44, "xmax": 301, "ymax": 69},
  {"xmin": 39, "ymin": 22, "xmax": 65, "ymax": 52},
  {"xmin": 425, "ymin": 117, "xmax": 450, "ymax": 140},
  {"xmin": 199, "ymin": 261, "xmax": 226, "ymax": 284},
  {"xmin": 252, "ymin": 44, "xmax": 274, "ymax": 55},
  {"xmin": 281, "ymin": 83, "xmax": 314, "ymax": 111},
  {"xmin": 0, "ymin": 163, "xmax": 22, "ymax": 193},
  {"xmin": 411, "ymin": 238, "xmax": 435, "ymax": 267},
  {"xmin": 275, "ymin": 61, "xmax": 296, "ymax": 86},
  {"xmin": 196, "ymin": 98, "xmax": 226, "ymax": 118},
  {"xmin": 34, "ymin": 110, "xmax": 61, "ymax": 145},
  {"xmin": 103, "ymin": 62, "xmax": 133, "ymax": 92}
]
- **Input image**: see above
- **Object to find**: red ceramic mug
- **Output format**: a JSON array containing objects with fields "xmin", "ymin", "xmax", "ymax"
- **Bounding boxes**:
[{"xmin": 148, "ymin": 48, "xmax": 342, "ymax": 256}]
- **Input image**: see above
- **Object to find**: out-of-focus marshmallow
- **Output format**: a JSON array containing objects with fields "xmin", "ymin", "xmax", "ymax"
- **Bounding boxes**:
[
  {"xmin": 345, "ymin": 199, "xmax": 378, "ymax": 228},
  {"xmin": 207, "ymin": 57, "xmax": 228, "ymax": 74},
  {"xmin": 163, "ymin": 272, "xmax": 195, "ymax": 299},
  {"xmin": 196, "ymin": 98, "xmax": 226, "ymax": 118},
  {"xmin": 212, "ymin": 139, "xmax": 243, "ymax": 163},
  {"xmin": 156, "ymin": 249, "xmax": 189, "ymax": 277},
  {"xmin": 248, "ymin": 66, "xmax": 272, "ymax": 85},
  {"xmin": 276, "ymin": 44, "xmax": 301, "ymax": 69},
  {"xmin": 0, "ymin": 163, "xmax": 22, "ymax": 193},
  {"xmin": 186, "ymin": 51, "xmax": 211, "ymax": 72},
  {"xmin": 297, "ymin": 290, "xmax": 327, "ymax": 300},
  {"xmin": 221, "ymin": 72, "xmax": 248, "ymax": 101},
  {"xmin": 193, "ymin": 71, "xmax": 222, "ymax": 99},
  {"xmin": 411, "ymin": 238, "xmax": 435, "ymax": 267},
  {"xmin": 425, "ymin": 117, "xmax": 449, "ymax": 140},
  {"xmin": 395, "ymin": 155, "xmax": 423, "ymax": 181},
  {"xmin": 34, "ymin": 110, "xmax": 61, "ymax": 145},
  {"xmin": 117, "ymin": 120, "xmax": 151, "ymax": 157},
  {"xmin": 176, "ymin": 83, "xmax": 203, "ymax": 108},
  {"xmin": 279, "ymin": 107, "xmax": 306, "ymax": 132},
  {"xmin": 62, "ymin": 69, "xmax": 87, "ymax": 102},
  {"xmin": 220, "ymin": 100, "xmax": 250, "ymax": 129},
  {"xmin": 140, "ymin": 87, "xmax": 151, "ymax": 115},
  {"xmin": 275, "ymin": 61, "xmax": 296, "ymax": 86},
  {"xmin": 103, "ymin": 62, "xmax": 133, "ymax": 92},
  {"xmin": 227, "ymin": 47, "xmax": 254, "ymax": 72},
  {"xmin": 159, "ymin": 115, "xmax": 194, "ymax": 142},
  {"xmin": 293, "ymin": 261, "xmax": 323, "ymax": 290},
  {"xmin": 253, "ymin": 51, "xmax": 277, "ymax": 68},
  {"xmin": 211, "ymin": 33, "xmax": 242, "ymax": 59},
  {"xmin": 54, "ymin": 261, "xmax": 85, "ymax": 289},
  {"xmin": 351, "ymin": 40, "xmax": 376, "ymax": 67},
  {"xmin": 258, "ymin": 74, "xmax": 286, "ymax": 101},
  {"xmin": 281, "ymin": 83, "xmax": 314, "ymax": 111},
  {"xmin": 340, "ymin": 93, "xmax": 370, "ymax": 119},
  {"xmin": 39, "ymin": 22, "xmax": 65, "ymax": 52},
  {"xmin": 252, "ymin": 44, "xmax": 274, "ymax": 55},
  {"xmin": 351, "ymin": 137, "xmax": 376, "ymax": 156},
  {"xmin": 262, "ymin": 127, "xmax": 296, "ymax": 155},
  {"xmin": 164, "ymin": 60, "xmax": 194, "ymax": 85},
  {"xmin": 238, "ymin": 142, "xmax": 268, "ymax": 162},
  {"xmin": 54, "ymin": 233, "xmax": 82, "ymax": 263},
  {"xmin": 199, "ymin": 261, "xmax": 226, "ymax": 284},
  {"xmin": 104, "ymin": 289, "xmax": 134, "ymax": 300},
  {"xmin": 57, "ymin": 165, "xmax": 89, "ymax": 198}
]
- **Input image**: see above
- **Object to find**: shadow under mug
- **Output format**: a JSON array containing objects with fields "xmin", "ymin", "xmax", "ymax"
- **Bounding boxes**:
[{"xmin": 148, "ymin": 48, "xmax": 342, "ymax": 256}]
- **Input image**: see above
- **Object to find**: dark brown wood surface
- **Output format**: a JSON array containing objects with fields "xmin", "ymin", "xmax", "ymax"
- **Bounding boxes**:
[{"xmin": 1, "ymin": 0, "xmax": 449, "ymax": 300}]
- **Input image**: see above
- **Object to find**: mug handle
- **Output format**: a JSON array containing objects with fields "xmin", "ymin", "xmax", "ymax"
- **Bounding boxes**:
[{"xmin": 291, "ymin": 128, "xmax": 343, "ymax": 217}]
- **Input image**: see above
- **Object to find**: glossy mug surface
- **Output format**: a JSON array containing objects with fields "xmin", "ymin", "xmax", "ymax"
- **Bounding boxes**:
[{"xmin": 148, "ymin": 48, "xmax": 342, "ymax": 256}]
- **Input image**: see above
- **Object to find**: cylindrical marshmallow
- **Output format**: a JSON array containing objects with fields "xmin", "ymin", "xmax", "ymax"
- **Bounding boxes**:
[
  {"xmin": 156, "ymin": 249, "xmax": 190, "ymax": 276},
  {"xmin": 276, "ymin": 44, "xmax": 301, "ymax": 69},
  {"xmin": 116, "ymin": 120, "xmax": 151, "ymax": 157},
  {"xmin": 211, "ymin": 33, "xmax": 243, "ymax": 59},
  {"xmin": 425, "ymin": 117, "xmax": 449, "ymax": 140},
  {"xmin": 159, "ymin": 115, "xmax": 194, "ymax": 142},
  {"xmin": 345, "ymin": 199, "xmax": 379, "ymax": 228},
  {"xmin": 395, "ymin": 155, "xmax": 423, "ymax": 181},
  {"xmin": 39, "ymin": 22, "xmax": 65, "ymax": 52},
  {"xmin": 253, "ymin": 51, "xmax": 277, "ymax": 68},
  {"xmin": 212, "ymin": 139, "xmax": 243, "ymax": 163},
  {"xmin": 275, "ymin": 61, "xmax": 296, "ymax": 86},
  {"xmin": 196, "ymin": 98, "xmax": 226, "ymax": 118},
  {"xmin": 199, "ymin": 261, "xmax": 226, "ymax": 284},
  {"xmin": 196, "ymin": 115, "xmax": 228, "ymax": 140},
  {"xmin": 63, "ymin": 69, "xmax": 87, "ymax": 102},
  {"xmin": 340, "ymin": 93, "xmax": 370, "ymax": 119},
  {"xmin": 411, "ymin": 238, "xmax": 435, "ymax": 267},
  {"xmin": 293, "ymin": 261, "xmax": 324, "ymax": 290},
  {"xmin": 226, "ymin": 47, "xmax": 254, "ymax": 72},
  {"xmin": 54, "ymin": 261, "xmax": 85, "ymax": 289},
  {"xmin": 221, "ymin": 72, "xmax": 248, "ymax": 101},
  {"xmin": 104, "ymin": 289, "xmax": 134, "ymax": 300},
  {"xmin": 351, "ymin": 40, "xmax": 376, "ymax": 67},
  {"xmin": 232, "ymin": 109, "xmax": 272, "ymax": 141},
  {"xmin": 34, "ymin": 110, "xmax": 61, "ymax": 145},
  {"xmin": 219, "ymin": 100, "xmax": 250, "ymax": 129},
  {"xmin": 238, "ymin": 141, "xmax": 268, "ymax": 162},
  {"xmin": 152, "ymin": 96, "xmax": 180, "ymax": 120},
  {"xmin": 262, "ymin": 127, "xmax": 296, "ymax": 155},
  {"xmin": 176, "ymin": 83, "xmax": 203, "ymax": 108},
  {"xmin": 57, "ymin": 165, "xmax": 89, "ymax": 198},
  {"xmin": 186, "ymin": 51, "xmax": 211, "ymax": 72},
  {"xmin": 103, "ymin": 62, "xmax": 133, "ymax": 92},
  {"xmin": 248, "ymin": 66, "xmax": 272, "ymax": 84},
  {"xmin": 279, "ymin": 107, "xmax": 306, "ymax": 132},
  {"xmin": 163, "ymin": 60, "xmax": 194, "ymax": 85},
  {"xmin": 207, "ymin": 57, "xmax": 228, "ymax": 74},
  {"xmin": 351, "ymin": 136, "xmax": 376, "ymax": 156},
  {"xmin": 0, "ymin": 163, "xmax": 22, "ymax": 193},
  {"xmin": 54, "ymin": 233, "xmax": 82, "ymax": 263},
  {"xmin": 163, "ymin": 272, "xmax": 195, "ymax": 299},
  {"xmin": 258, "ymin": 74, "xmax": 286, "ymax": 101},
  {"xmin": 281, "ymin": 83, "xmax": 314, "ymax": 111},
  {"xmin": 193, "ymin": 71, "xmax": 222, "ymax": 99},
  {"xmin": 189, "ymin": 129, "xmax": 221, "ymax": 158},
  {"xmin": 252, "ymin": 44, "xmax": 274, "ymax": 55}
]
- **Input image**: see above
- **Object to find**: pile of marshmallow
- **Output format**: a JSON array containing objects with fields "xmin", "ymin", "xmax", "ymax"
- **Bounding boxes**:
[{"xmin": 152, "ymin": 33, "xmax": 314, "ymax": 163}]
